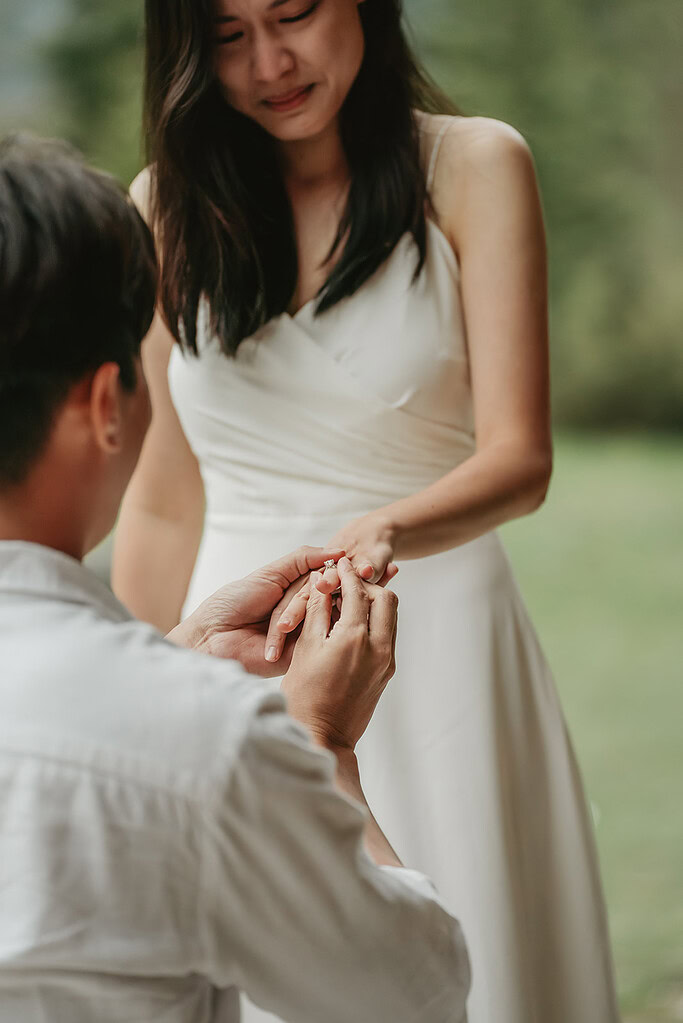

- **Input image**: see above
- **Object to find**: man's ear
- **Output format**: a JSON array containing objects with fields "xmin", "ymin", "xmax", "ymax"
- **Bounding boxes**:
[{"xmin": 90, "ymin": 362, "xmax": 124, "ymax": 454}]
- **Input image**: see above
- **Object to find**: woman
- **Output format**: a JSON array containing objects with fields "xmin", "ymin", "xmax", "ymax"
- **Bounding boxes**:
[{"xmin": 113, "ymin": 1, "xmax": 620, "ymax": 1020}]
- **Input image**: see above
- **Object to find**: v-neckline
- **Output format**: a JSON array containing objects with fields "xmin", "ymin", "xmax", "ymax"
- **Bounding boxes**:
[
  {"xmin": 286, "ymin": 294, "xmax": 318, "ymax": 321},
  {"xmin": 283, "ymin": 220, "xmax": 458, "ymax": 324}
]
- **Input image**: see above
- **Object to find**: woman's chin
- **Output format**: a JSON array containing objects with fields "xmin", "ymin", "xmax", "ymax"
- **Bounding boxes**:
[
  {"xmin": 255, "ymin": 99, "xmax": 338, "ymax": 145},
  {"xmin": 265, "ymin": 122, "xmax": 325, "ymax": 144}
]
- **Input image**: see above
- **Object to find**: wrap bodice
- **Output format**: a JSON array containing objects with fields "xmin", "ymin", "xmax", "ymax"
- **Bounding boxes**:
[{"xmin": 169, "ymin": 219, "xmax": 474, "ymax": 523}]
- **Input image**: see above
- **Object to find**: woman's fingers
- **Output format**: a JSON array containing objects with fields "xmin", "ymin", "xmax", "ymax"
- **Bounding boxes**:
[
  {"xmin": 315, "ymin": 563, "xmax": 341, "ymax": 594},
  {"xmin": 376, "ymin": 563, "xmax": 399, "ymax": 587},
  {"xmin": 355, "ymin": 556, "xmax": 395, "ymax": 584}
]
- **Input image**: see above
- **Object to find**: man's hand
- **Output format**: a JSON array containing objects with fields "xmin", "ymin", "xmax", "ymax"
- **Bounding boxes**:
[
  {"xmin": 166, "ymin": 547, "xmax": 344, "ymax": 676},
  {"xmin": 282, "ymin": 557, "xmax": 398, "ymax": 752},
  {"xmin": 264, "ymin": 551, "xmax": 398, "ymax": 665}
]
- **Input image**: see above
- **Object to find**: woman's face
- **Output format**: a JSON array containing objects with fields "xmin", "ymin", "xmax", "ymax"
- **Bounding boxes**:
[{"xmin": 211, "ymin": 0, "xmax": 365, "ymax": 142}]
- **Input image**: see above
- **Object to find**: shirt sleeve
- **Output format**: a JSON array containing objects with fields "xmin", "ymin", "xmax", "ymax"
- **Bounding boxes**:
[{"xmin": 197, "ymin": 703, "xmax": 470, "ymax": 1023}]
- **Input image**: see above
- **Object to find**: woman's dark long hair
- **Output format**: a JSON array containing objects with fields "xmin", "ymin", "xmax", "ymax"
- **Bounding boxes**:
[{"xmin": 143, "ymin": 0, "xmax": 457, "ymax": 356}]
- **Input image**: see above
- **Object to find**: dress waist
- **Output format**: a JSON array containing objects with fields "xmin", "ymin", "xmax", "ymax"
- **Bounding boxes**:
[{"xmin": 200, "ymin": 457, "xmax": 464, "ymax": 525}]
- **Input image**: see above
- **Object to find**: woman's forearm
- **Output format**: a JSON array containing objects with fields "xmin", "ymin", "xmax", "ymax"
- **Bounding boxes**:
[
  {"xmin": 112, "ymin": 502, "xmax": 203, "ymax": 633},
  {"xmin": 383, "ymin": 440, "xmax": 552, "ymax": 562}
]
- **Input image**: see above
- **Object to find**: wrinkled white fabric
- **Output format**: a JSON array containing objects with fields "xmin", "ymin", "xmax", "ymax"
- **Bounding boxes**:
[
  {"xmin": 169, "ymin": 132, "xmax": 619, "ymax": 1020},
  {"xmin": 0, "ymin": 541, "xmax": 470, "ymax": 1023}
]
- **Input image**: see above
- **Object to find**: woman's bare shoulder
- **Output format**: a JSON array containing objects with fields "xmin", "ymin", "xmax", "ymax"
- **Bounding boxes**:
[
  {"xmin": 423, "ymin": 115, "xmax": 536, "ymax": 239},
  {"xmin": 129, "ymin": 165, "xmax": 154, "ymax": 225},
  {"xmin": 418, "ymin": 113, "xmax": 531, "ymax": 179},
  {"xmin": 415, "ymin": 110, "xmax": 462, "ymax": 171}
]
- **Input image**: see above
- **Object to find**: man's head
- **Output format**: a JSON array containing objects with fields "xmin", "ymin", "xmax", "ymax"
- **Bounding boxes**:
[{"xmin": 0, "ymin": 134, "xmax": 157, "ymax": 556}]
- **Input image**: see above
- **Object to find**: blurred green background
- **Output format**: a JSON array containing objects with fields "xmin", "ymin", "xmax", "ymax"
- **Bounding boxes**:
[{"xmin": 2, "ymin": 1, "xmax": 681, "ymax": 1019}]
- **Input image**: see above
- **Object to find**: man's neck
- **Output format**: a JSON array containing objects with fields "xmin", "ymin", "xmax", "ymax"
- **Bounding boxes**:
[{"xmin": 0, "ymin": 471, "xmax": 89, "ymax": 561}]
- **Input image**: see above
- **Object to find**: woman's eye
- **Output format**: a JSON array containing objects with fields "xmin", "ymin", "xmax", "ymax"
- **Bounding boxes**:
[
  {"xmin": 217, "ymin": 30, "xmax": 244, "ymax": 45},
  {"xmin": 215, "ymin": 0, "xmax": 319, "ymax": 44},
  {"xmin": 280, "ymin": 1, "xmax": 320, "ymax": 25}
]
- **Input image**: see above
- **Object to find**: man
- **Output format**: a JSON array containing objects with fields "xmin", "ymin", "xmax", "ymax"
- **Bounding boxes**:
[{"xmin": 0, "ymin": 134, "xmax": 470, "ymax": 1022}]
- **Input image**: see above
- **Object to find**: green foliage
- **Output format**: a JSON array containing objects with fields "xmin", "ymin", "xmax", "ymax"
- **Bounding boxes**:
[
  {"xmin": 405, "ymin": 0, "xmax": 683, "ymax": 429},
  {"xmin": 20, "ymin": 0, "xmax": 683, "ymax": 429},
  {"xmin": 43, "ymin": 0, "xmax": 144, "ymax": 187}
]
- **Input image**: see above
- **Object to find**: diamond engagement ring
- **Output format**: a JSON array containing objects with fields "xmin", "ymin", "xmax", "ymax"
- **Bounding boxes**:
[{"xmin": 323, "ymin": 560, "xmax": 336, "ymax": 571}]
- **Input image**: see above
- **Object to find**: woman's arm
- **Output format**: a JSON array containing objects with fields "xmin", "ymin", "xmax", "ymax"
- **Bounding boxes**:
[
  {"xmin": 331, "ymin": 118, "xmax": 552, "ymax": 573},
  {"xmin": 112, "ymin": 312, "xmax": 205, "ymax": 630},
  {"xmin": 111, "ymin": 170, "xmax": 205, "ymax": 631}
]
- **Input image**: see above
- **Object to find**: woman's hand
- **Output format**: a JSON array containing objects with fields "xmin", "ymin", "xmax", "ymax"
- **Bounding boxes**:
[
  {"xmin": 326, "ymin": 513, "xmax": 397, "ymax": 583},
  {"xmin": 264, "ymin": 514, "xmax": 398, "ymax": 664}
]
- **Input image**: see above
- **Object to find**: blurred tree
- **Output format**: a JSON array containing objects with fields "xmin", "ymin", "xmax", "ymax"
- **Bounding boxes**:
[
  {"xmin": 405, "ymin": 0, "xmax": 683, "ymax": 428},
  {"xmin": 43, "ymin": 0, "xmax": 144, "ymax": 186}
]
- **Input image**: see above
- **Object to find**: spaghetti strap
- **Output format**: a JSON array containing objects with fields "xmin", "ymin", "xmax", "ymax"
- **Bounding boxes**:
[{"xmin": 426, "ymin": 119, "xmax": 452, "ymax": 191}]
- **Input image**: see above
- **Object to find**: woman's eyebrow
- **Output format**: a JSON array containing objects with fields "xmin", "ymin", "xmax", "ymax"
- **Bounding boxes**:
[{"xmin": 214, "ymin": 0, "xmax": 293, "ymax": 22}]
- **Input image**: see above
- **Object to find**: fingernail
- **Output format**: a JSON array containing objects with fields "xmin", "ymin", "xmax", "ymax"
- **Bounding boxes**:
[
  {"xmin": 310, "ymin": 571, "xmax": 321, "ymax": 585},
  {"xmin": 279, "ymin": 618, "xmax": 291, "ymax": 628},
  {"xmin": 265, "ymin": 646, "xmax": 279, "ymax": 662},
  {"xmin": 338, "ymin": 557, "xmax": 351, "ymax": 570}
]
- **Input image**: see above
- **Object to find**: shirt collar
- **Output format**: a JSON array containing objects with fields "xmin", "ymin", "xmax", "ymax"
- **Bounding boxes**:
[{"xmin": 0, "ymin": 540, "xmax": 132, "ymax": 623}]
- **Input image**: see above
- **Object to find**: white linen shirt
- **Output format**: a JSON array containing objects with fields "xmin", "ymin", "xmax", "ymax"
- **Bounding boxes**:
[{"xmin": 0, "ymin": 542, "xmax": 469, "ymax": 1023}]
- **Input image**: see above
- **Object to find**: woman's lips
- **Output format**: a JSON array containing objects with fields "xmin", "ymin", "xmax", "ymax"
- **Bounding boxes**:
[{"xmin": 263, "ymin": 84, "xmax": 314, "ymax": 113}]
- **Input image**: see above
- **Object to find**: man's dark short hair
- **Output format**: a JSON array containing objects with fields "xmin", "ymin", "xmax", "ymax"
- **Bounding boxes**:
[{"xmin": 0, "ymin": 134, "xmax": 157, "ymax": 487}]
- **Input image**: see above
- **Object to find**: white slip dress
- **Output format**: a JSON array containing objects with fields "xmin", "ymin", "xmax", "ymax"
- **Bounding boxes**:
[{"xmin": 168, "ymin": 123, "xmax": 620, "ymax": 1023}]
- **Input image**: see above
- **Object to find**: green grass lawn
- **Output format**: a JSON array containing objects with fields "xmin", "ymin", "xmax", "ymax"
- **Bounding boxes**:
[{"xmin": 500, "ymin": 432, "xmax": 683, "ymax": 1022}]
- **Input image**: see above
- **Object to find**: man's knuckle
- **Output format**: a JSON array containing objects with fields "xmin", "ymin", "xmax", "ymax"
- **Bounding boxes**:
[{"xmin": 346, "ymin": 622, "xmax": 367, "ymax": 645}]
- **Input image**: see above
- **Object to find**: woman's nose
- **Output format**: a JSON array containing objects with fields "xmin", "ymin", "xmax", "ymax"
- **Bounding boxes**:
[{"xmin": 252, "ymin": 32, "xmax": 296, "ymax": 82}]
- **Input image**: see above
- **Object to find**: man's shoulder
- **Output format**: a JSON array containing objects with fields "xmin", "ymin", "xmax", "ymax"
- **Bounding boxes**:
[
  {"xmin": 2, "ymin": 587, "xmax": 286, "ymax": 798},
  {"xmin": 79, "ymin": 613, "xmax": 287, "ymax": 784}
]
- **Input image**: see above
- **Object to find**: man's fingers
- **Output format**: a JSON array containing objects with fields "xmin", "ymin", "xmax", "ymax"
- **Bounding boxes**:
[
  {"xmin": 265, "ymin": 607, "xmax": 288, "ymax": 663},
  {"xmin": 337, "ymin": 557, "xmax": 371, "ymax": 626},
  {"xmin": 259, "ymin": 546, "xmax": 346, "ymax": 589},
  {"xmin": 368, "ymin": 587, "xmax": 399, "ymax": 638},
  {"xmin": 265, "ymin": 580, "xmax": 307, "ymax": 662},
  {"xmin": 276, "ymin": 586, "xmax": 311, "ymax": 634},
  {"xmin": 302, "ymin": 572, "xmax": 333, "ymax": 640}
]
